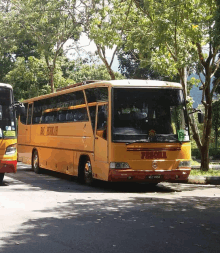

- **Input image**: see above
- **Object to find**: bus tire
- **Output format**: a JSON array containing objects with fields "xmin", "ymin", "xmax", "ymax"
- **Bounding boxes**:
[
  {"xmin": 32, "ymin": 150, "xmax": 41, "ymax": 174},
  {"xmin": 83, "ymin": 159, "xmax": 93, "ymax": 185},
  {"xmin": 0, "ymin": 173, "xmax": 4, "ymax": 184}
]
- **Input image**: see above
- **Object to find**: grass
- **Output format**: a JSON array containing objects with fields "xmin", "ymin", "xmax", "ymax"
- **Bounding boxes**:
[
  {"xmin": 190, "ymin": 159, "xmax": 220, "ymax": 177},
  {"xmin": 191, "ymin": 160, "xmax": 200, "ymax": 166},
  {"xmin": 190, "ymin": 169, "xmax": 220, "ymax": 177}
]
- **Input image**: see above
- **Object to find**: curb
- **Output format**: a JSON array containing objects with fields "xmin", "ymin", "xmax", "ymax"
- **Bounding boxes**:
[
  {"xmin": 191, "ymin": 165, "xmax": 220, "ymax": 170},
  {"xmin": 189, "ymin": 165, "xmax": 220, "ymax": 185},
  {"xmin": 188, "ymin": 175, "xmax": 220, "ymax": 185}
]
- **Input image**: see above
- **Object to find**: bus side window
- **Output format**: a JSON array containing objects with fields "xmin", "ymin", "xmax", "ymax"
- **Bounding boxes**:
[
  {"xmin": 89, "ymin": 106, "xmax": 96, "ymax": 133},
  {"xmin": 58, "ymin": 112, "xmax": 66, "ymax": 122},
  {"xmin": 96, "ymin": 105, "xmax": 107, "ymax": 140}
]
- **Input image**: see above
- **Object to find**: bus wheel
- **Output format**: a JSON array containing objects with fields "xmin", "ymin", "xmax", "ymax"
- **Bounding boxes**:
[
  {"xmin": 84, "ymin": 159, "xmax": 93, "ymax": 185},
  {"xmin": 0, "ymin": 173, "xmax": 4, "ymax": 184},
  {"xmin": 32, "ymin": 150, "xmax": 41, "ymax": 174}
]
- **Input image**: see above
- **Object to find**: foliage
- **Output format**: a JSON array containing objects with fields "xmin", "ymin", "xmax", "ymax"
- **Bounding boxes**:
[
  {"xmin": 214, "ymin": 0, "xmax": 220, "ymax": 46},
  {"xmin": 212, "ymin": 99, "xmax": 220, "ymax": 148},
  {"xmin": 4, "ymin": 56, "xmax": 74, "ymax": 101},
  {"xmin": 7, "ymin": 0, "xmax": 83, "ymax": 92},
  {"xmin": 214, "ymin": 59, "xmax": 220, "ymax": 94},
  {"xmin": 3, "ymin": 53, "xmax": 123, "ymax": 100},
  {"xmin": 61, "ymin": 55, "xmax": 124, "ymax": 83},
  {"xmin": 117, "ymin": 47, "xmax": 178, "ymax": 81},
  {"xmin": 192, "ymin": 148, "xmax": 220, "ymax": 160},
  {"xmin": 69, "ymin": 62, "xmax": 124, "ymax": 83},
  {"xmin": 83, "ymin": 0, "xmax": 135, "ymax": 79}
]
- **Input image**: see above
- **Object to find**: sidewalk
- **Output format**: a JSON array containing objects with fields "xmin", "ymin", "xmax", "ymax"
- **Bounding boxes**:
[
  {"xmin": 188, "ymin": 163, "xmax": 220, "ymax": 185},
  {"xmin": 188, "ymin": 175, "xmax": 220, "ymax": 185}
]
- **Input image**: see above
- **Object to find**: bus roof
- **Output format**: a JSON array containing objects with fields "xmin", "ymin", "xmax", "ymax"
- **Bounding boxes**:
[
  {"xmin": 0, "ymin": 83, "xmax": 13, "ymax": 89},
  {"xmin": 23, "ymin": 79, "xmax": 182, "ymax": 103},
  {"xmin": 96, "ymin": 79, "xmax": 182, "ymax": 88}
]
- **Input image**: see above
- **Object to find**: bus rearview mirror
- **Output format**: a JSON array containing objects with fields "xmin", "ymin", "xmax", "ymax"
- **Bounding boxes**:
[{"xmin": 14, "ymin": 102, "xmax": 25, "ymax": 116}]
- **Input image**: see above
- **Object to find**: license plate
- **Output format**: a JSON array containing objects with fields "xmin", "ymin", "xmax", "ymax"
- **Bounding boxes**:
[{"xmin": 147, "ymin": 175, "xmax": 162, "ymax": 180}]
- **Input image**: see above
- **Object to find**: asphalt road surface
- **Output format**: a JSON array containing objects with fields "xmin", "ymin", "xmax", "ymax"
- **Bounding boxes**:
[{"xmin": 1, "ymin": 162, "xmax": 220, "ymax": 253}]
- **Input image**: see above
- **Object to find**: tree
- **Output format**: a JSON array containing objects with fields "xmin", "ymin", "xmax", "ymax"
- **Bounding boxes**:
[
  {"xmin": 117, "ymin": 46, "xmax": 178, "ymax": 81},
  {"xmin": 123, "ymin": 0, "xmax": 220, "ymax": 171},
  {"xmin": 4, "ymin": 56, "xmax": 74, "ymax": 100},
  {"xmin": 8, "ymin": 0, "xmax": 83, "ymax": 92},
  {"xmin": 82, "ymin": 0, "xmax": 134, "ymax": 79},
  {"xmin": 60, "ymin": 54, "xmax": 124, "ymax": 83},
  {"xmin": 70, "ymin": 62, "xmax": 124, "ymax": 83},
  {"xmin": 0, "ymin": 1, "xmax": 16, "ymax": 81}
]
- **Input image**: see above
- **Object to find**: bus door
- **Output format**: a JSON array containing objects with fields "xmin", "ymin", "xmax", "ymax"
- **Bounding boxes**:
[
  {"xmin": 94, "ymin": 104, "xmax": 108, "ymax": 163},
  {"xmin": 25, "ymin": 103, "xmax": 33, "ymax": 143}
]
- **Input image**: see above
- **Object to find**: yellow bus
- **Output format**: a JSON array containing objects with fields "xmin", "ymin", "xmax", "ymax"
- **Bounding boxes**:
[
  {"xmin": 17, "ymin": 80, "xmax": 191, "ymax": 185},
  {"xmin": 0, "ymin": 83, "xmax": 24, "ymax": 184}
]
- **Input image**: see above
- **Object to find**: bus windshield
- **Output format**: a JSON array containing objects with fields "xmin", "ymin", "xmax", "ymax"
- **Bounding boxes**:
[
  {"xmin": 112, "ymin": 88, "xmax": 189, "ymax": 143},
  {"xmin": 0, "ymin": 87, "xmax": 16, "ymax": 138}
]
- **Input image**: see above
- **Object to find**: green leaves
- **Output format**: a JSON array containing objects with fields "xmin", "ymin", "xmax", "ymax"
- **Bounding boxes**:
[
  {"xmin": 4, "ymin": 56, "xmax": 74, "ymax": 100},
  {"xmin": 7, "ymin": 0, "xmax": 83, "ymax": 92},
  {"xmin": 129, "ymin": 0, "xmax": 217, "ymax": 76}
]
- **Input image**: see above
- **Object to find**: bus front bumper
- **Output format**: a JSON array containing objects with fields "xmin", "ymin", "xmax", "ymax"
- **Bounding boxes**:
[
  {"xmin": 0, "ymin": 160, "xmax": 17, "ymax": 173},
  {"xmin": 108, "ymin": 169, "xmax": 191, "ymax": 183}
]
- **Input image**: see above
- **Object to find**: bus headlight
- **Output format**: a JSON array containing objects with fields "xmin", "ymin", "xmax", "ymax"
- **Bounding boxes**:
[
  {"xmin": 5, "ymin": 144, "xmax": 17, "ymax": 155},
  {"xmin": 110, "ymin": 162, "xmax": 130, "ymax": 169},
  {"xmin": 178, "ymin": 160, "xmax": 191, "ymax": 167}
]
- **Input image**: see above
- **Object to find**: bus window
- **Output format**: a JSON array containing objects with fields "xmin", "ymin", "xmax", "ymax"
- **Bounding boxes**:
[
  {"xmin": 88, "ymin": 106, "xmax": 96, "ymax": 133},
  {"xmin": 73, "ymin": 108, "xmax": 88, "ymax": 122},
  {"xmin": 33, "ymin": 90, "xmax": 86, "ymax": 124},
  {"xmin": 27, "ymin": 104, "xmax": 33, "ymax": 125},
  {"xmin": 96, "ymin": 105, "xmax": 107, "ymax": 140},
  {"xmin": 85, "ymin": 87, "xmax": 108, "ymax": 103},
  {"xmin": 112, "ymin": 88, "xmax": 189, "ymax": 143}
]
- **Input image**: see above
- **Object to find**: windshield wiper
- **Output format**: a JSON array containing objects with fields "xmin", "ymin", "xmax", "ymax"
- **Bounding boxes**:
[{"xmin": 156, "ymin": 134, "xmax": 183, "ymax": 144}]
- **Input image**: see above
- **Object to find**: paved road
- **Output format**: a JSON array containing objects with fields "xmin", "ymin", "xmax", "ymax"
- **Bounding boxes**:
[{"xmin": 1, "ymin": 162, "xmax": 220, "ymax": 253}]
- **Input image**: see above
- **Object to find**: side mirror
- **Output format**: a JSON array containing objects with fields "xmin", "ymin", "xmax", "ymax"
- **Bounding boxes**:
[
  {"xmin": 14, "ymin": 102, "xmax": 25, "ymax": 116},
  {"xmin": 198, "ymin": 111, "xmax": 204, "ymax": 123}
]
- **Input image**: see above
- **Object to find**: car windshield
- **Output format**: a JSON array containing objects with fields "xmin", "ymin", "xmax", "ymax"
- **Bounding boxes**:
[
  {"xmin": 112, "ymin": 88, "xmax": 189, "ymax": 143},
  {"xmin": 0, "ymin": 88, "xmax": 16, "ymax": 138}
]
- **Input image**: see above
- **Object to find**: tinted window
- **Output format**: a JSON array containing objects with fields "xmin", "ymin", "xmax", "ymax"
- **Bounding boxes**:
[
  {"xmin": 33, "ymin": 91, "xmax": 86, "ymax": 124},
  {"xmin": 27, "ymin": 104, "xmax": 33, "ymax": 125},
  {"xmin": 0, "ymin": 87, "xmax": 12, "ymax": 106},
  {"xmin": 85, "ymin": 87, "xmax": 108, "ymax": 103},
  {"xmin": 41, "ymin": 108, "xmax": 88, "ymax": 123},
  {"xmin": 97, "ymin": 104, "xmax": 108, "ymax": 140},
  {"xmin": 88, "ymin": 106, "xmax": 96, "ymax": 132}
]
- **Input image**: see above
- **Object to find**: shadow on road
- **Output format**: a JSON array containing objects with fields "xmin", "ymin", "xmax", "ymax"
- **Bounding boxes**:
[
  {"xmin": 2, "ymin": 162, "xmax": 218, "ymax": 194},
  {"xmin": 1, "ymin": 195, "xmax": 220, "ymax": 253}
]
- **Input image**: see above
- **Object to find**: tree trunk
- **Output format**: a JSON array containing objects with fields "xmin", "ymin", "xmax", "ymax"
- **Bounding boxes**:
[
  {"xmin": 45, "ymin": 55, "xmax": 55, "ymax": 93},
  {"xmin": 200, "ymin": 144, "xmax": 209, "ymax": 171},
  {"xmin": 96, "ymin": 45, "xmax": 116, "ymax": 80},
  {"xmin": 49, "ymin": 69, "xmax": 55, "ymax": 93}
]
